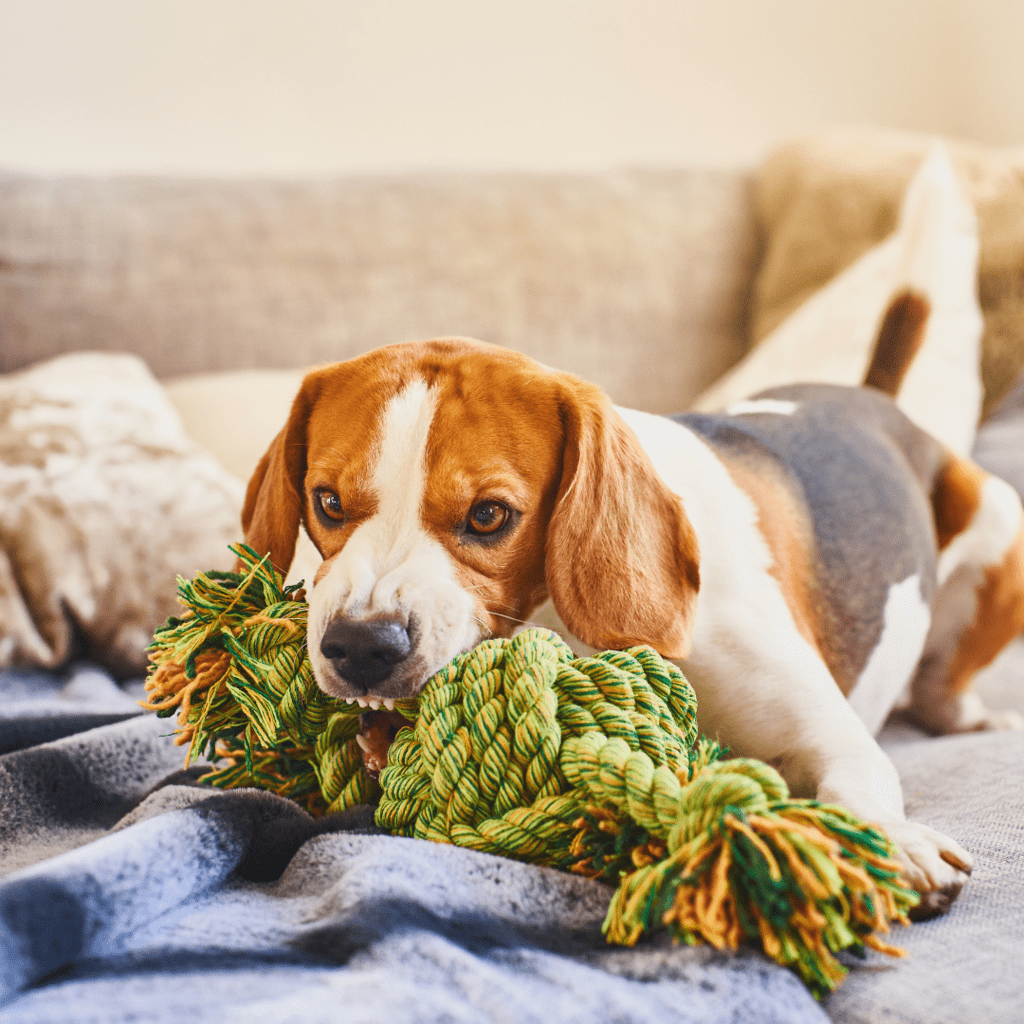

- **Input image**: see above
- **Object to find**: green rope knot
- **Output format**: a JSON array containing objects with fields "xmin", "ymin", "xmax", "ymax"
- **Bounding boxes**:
[
  {"xmin": 145, "ymin": 544, "xmax": 918, "ymax": 997},
  {"xmin": 570, "ymin": 742, "xmax": 915, "ymax": 994},
  {"xmin": 375, "ymin": 628, "xmax": 700, "ymax": 866}
]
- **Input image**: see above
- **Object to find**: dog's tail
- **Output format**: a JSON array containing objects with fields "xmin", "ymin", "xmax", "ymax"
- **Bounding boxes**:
[{"xmin": 862, "ymin": 289, "xmax": 931, "ymax": 397}]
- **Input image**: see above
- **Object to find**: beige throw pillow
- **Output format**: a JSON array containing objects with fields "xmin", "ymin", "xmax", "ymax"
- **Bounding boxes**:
[
  {"xmin": 692, "ymin": 144, "xmax": 983, "ymax": 457},
  {"xmin": 750, "ymin": 125, "xmax": 1024, "ymax": 417},
  {"xmin": 0, "ymin": 353, "xmax": 244, "ymax": 676}
]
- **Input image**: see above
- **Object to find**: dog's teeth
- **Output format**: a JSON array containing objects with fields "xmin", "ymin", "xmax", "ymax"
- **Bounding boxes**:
[
  {"xmin": 356, "ymin": 698, "xmax": 368, "ymax": 708},
  {"xmin": 368, "ymin": 699, "xmax": 381, "ymax": 711},
  {"xmin": 383, "ymin": 698, "xmax": 395, "ymax": 711},
  {"xmin": 344, "ymin": 697, "xmax": 356, "ymax": 704},
  {"xmin": 355, "ymin": 734, "xmax": 371, "ymax": 753}
]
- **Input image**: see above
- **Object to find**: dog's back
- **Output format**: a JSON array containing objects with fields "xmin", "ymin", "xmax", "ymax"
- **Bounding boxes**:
[
  {"xmin": 673, "ymin": 286, "xmax": 1024, "ymax": 736},
  {"xmin": 676, "ymin": 383, "xmax": 947, "ymax": 697}
]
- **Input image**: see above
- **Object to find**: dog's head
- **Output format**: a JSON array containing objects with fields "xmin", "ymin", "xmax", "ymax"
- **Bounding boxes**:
[{"xmin": 242, "ymin": 339, "xmax": 699, "ymax": 704}]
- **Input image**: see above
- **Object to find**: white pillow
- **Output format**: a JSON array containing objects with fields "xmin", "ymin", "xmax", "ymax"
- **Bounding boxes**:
[
  {"xmin": 164, "ymin": 366, "xmax": 329, "ymax": 590},
  {"xmin": 692, "ymin": 144, "xmax": 983, "ymax": 456},
  {"xmin": 163, "ymin": 368, "xmax": 306, "ymax": 484},
  {"xmin": 0, "ymin": 353, "xmax": 244, "ymax": 676}
]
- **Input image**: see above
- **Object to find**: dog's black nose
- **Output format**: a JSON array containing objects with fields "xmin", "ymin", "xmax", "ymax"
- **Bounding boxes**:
[{"xmin": 319, "ymin": 617, "xmax": 412, "ymax": 690}]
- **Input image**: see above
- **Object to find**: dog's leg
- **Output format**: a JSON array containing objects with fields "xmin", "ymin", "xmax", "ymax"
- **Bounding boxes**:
[
  {"xmin": 684, "ymin": 618, "xmax": 972, "ymax": 914},
  {"xmin": 812, "ymin": 734, "xmax": 974, "ymax": 918},
  {"xmin": 910, "ymin": 458, "xmax": 1024, "ymax": 734}
]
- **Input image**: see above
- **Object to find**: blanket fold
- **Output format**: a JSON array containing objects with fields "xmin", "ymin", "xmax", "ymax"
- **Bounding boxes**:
[
  {"xmin": 2, "ymin": 657, "xmax": 1023, "ymax": 1023},
  {"xmin": 0, "ymin": 713, "xmax": 830, "ymax": 1023}
]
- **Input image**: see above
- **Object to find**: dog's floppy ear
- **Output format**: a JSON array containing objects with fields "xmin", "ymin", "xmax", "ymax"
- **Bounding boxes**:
[
  {"xmin": 241, "ymin": 381, "xmax": 315, "ymax": 576},
  {"xmin": 544, "ymin": 385, "xmax": 700, "ymax": 658}
]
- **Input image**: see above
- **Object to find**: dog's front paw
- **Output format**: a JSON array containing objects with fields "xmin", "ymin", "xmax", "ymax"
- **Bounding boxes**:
[{"xmin": 879, "ymin": 820, "xmax": 972, "ymax": 920}]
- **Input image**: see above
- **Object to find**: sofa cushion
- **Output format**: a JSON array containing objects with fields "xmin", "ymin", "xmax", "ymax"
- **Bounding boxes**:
[
  {"xmin": 690, "ymin": 145, "xmax": 982, "ymax": 456},
  {"xmin": 750, "ymin": 125, "xmax": 1024, "ymax": 417},
  {"xmin": 972, "ymin": 367, "xmax": 1024, "ymax": 502},
  {"xmin": 826, "ymin": 727, "xmax": 1024, "ymax": 1024},
  {"xmin": 0, "ymin": 353, "xmax": 243, "ymax": 677},
  {"xmin": 0, "ymin": 169, "xmax": 758, "ymax": 416}
]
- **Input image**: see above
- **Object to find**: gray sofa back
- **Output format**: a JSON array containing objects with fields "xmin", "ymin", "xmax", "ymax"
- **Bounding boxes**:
[{"xmin": 0, "ymin": 169, "xmax": 757, "ymax": 414}]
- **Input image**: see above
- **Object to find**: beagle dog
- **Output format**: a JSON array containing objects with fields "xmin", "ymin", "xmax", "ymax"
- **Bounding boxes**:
[{"xmin": 242, "ymin": 293, "xmax": 1024, "ymax": 914}]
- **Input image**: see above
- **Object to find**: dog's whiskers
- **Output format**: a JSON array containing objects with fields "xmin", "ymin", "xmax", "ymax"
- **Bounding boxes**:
[
  {"xmin": 472, "ymin": 615, "xmax": 495, "ymax": 638},
  {"xmin": 487, "ymin": 611, "xmax": 530, "ymax": 627}
]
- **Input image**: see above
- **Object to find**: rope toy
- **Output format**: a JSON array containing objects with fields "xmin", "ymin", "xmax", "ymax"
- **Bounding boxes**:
[{"xmin": 143, "ymin": 544, "xmax": 918, "ymax": 997}]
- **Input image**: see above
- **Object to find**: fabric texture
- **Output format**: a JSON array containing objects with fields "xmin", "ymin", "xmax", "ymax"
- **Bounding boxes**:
[
  {"xmin": 827, "ymin": 725, "xmax": 1024, "ymax": 1024},
  {"xmin": 0, "ymin": 353, "xmax": 244, "ymax": 677},
  {"xmin": 0, "ymin": 169, "xmax": 758, "ymax": 415},
  {"xmin": 2, "ymin": 646, "xmax": 1023, "ymax": 1024},
  {"xmin": 0, "ymin": 716, "xmax": 828, "ymax": 1024},
  {"xmin": 0, "ymin": 661, "xmax": 142, "ymax": 756},
  {"xmin": 973, "ymin": 367, "xmax": 1024, "ymax": 503},
  {"xmin": 750, "ymin": 125, "xmax": 1024, "ymax": 417},
  {"xmin": 691, "ymin": 144, "xmax": 983, "ymax": 456}
]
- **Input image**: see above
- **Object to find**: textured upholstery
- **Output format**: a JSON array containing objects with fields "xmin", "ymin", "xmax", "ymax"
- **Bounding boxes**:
[
  {"xmin": 751, "ymin": 126, "xmax": 1024, "ymax": 416},
  {"xmin": 0, "ymin": 169, "xmax": 758, "ymax": 415}
]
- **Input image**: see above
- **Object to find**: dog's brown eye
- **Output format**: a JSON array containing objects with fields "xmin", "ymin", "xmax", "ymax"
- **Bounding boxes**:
[
  {"xmin": 468, "ymin": 501, "xmax": 509, "ymax": 535},
  {"xmin": 317, "ymin": 490, "xmax": 345, "ymax": 521}
]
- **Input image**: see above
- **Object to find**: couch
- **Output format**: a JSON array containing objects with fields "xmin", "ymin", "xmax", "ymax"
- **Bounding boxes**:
[{"xmin": 1, "ymin": 126, "xmax": 1022, "ymax": 1023}]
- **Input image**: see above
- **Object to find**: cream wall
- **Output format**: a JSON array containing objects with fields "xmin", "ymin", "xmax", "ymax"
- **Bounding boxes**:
[{"xmin": 0, "ymin": 0, "xmax": 1021, "ymax": 175}]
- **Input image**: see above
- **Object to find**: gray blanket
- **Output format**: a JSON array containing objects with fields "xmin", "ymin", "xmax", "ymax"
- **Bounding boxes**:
[{"xmin": 1, "ymin": 655, "xmax": 1023, "ymax": 1024}]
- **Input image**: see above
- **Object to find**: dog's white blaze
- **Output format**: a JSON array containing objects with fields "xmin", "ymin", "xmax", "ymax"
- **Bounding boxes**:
[
  {"xmin": 723, "ymin": 398, "xmax": 799, "ymax": 417},
  {"xmin": 846, "ymin": 574, "xmax": 931, "ymax": 736},
  {"xmin": 313, "ymin": 379, "xmax": 440, "ymax": 615},
  {"xmin": 364, "ymin": 378, "xmax": 438, "ymax": 581},
  {"xmin": 308, "ymin": 379, "xmax": 481, "ymax": 692},
  {"xmin": 937, "ymin": 474, "xmax": 1023, "ymax": 586}
]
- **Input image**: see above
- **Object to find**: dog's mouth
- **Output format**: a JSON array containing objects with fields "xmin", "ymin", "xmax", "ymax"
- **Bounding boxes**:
[
  {"xmin": 342, "ymin": 638, "xmax": 478, "ymax": 780},
  {"xmin": 342, "ymin": 694, "xmax": 400, "ymax": 711},
  {"xmin": 355, "ymin": 708, "xmax": 413, "ymax": 781},
  {"xmin": 310, "ymin": 614, "xmax": 483, "ymax": 780},
  {"xmin": 311, "ymin": 647, "xmax": 426, "ymax": 779}
]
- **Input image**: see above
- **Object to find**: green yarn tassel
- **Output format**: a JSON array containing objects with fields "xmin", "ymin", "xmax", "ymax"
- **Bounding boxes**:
[
  {"xmin": 142, "ymin": 543, "xmax": 413, "ymax": 814},
  {"xmin": 561, "ymin": 733, "xmax": 915, "ymax": 995},
  {"xmin": 145, "ymin": 544, "xmax": 918, "ymax": 996}
]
